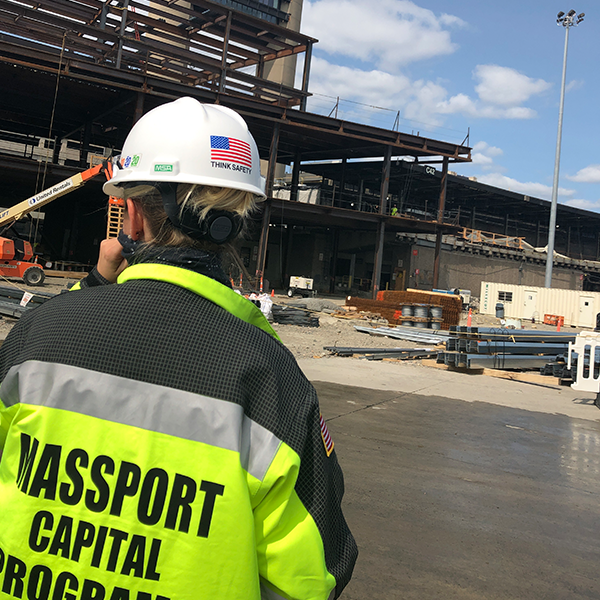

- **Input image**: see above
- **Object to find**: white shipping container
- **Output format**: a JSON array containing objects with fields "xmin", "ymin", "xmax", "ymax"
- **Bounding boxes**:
[{"xmin": 480, "ymin": 281, "xmax": 600, "ymax": 328}]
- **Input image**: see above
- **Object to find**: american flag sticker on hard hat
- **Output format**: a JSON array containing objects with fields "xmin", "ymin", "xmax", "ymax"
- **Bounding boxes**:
[
  {"xmin": 210, "ymin": 135, "xmax": 252, "ymax": 168},
  {"xmin": 320, "ymin": 414, "xmax": 334, "ymax": 457}
]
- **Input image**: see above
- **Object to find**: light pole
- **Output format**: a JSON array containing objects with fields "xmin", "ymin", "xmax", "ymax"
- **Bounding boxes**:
[{"xmin": 545, "ymin": 10, "xmax": 584, "ymax": 288}]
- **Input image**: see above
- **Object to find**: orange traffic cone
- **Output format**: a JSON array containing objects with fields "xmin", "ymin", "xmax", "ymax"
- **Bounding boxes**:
[
  {"xmin": 557, "ymin": 321, "xmax": 561, "ymax": 332},
  {"xmin": 271, "ymin": 289, "xmax": 275, "ymax": 297},
  {"xmin": 467, "ymin": 308, "xmax": 472, "ymax": 327}
]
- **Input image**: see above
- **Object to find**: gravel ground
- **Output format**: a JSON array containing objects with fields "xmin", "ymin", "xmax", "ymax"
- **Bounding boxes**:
[
  {"xmin": 270, "ymin": 294, "xmax": 580, "ymax": 360},
  {"xmin": 271, "ymin": 294, "xmax": 444, "ymax": 359},
  {"xmin": 0, "ymin": 286, "xmax": 580, "ymax": 358}
]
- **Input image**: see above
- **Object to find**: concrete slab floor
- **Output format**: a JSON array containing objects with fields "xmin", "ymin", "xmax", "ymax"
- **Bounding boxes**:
[{"xmin": 303, "ymin": 359, "xmax": 600, "ymax": 599}]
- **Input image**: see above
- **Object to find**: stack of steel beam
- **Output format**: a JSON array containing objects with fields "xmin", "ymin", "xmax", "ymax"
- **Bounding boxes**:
[
  {"xmin": 0, "ymin": 285, "xmax": 54, "ymax": 319},
  {"xmin": 271, "ymin": 305, "xmax": 319, "ymax": 327},
  {"xmin": 438, "ymin": 326, "xmax": 576, "ymax": 371},
  {"xmin": 323, "ymin": 346, "xmax": 438, "ymax": 360}
]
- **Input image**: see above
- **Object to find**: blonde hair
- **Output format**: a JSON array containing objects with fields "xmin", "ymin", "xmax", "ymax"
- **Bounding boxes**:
[{"xmin": 127, "ymin": 183, "xmax": 258, "ymax": 249}]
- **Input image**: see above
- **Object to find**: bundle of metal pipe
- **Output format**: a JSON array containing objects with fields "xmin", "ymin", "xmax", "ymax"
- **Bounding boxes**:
[{"xmin": 354, "ymin": 325, "xmax": 449, "ymax": 345}]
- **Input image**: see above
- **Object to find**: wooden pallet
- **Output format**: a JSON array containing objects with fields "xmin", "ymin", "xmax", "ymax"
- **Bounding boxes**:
[{"xmin": 421, "ymin": 359, "xmax": 565, "ymax": 388}]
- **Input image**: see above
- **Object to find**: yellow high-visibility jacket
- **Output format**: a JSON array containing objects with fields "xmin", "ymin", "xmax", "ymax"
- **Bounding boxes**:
[{"xmin": 0, "ymin": 261, "xmax": 357, "ymax": 600}]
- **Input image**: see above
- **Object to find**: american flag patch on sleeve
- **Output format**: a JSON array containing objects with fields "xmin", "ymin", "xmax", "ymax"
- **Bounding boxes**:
[{"xmin": 320, "ymin": 414, "xmax": 334, "ymax": 457}]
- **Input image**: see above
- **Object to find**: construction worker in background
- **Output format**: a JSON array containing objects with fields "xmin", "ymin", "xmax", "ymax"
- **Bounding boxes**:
[{"xmin": 0, "ymin": 97, "xmax": 357, "ymax": 599}]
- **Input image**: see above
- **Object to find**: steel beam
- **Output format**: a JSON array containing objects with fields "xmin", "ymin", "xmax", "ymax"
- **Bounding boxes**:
[
  {"xmin": 372, "ymin": 146, "xmax": 392, "ymax": 299},
  {"xmin": 467, "ymin": 341, "xmax": 569, "ymax": 355},
  {"xmin": 432, "ymin": 156, "xmax": 448, "ymax": 288},
  {"xmin": 324, "ymin": 346, "xmax": 432, "ymax": 356},
  {"xmin": 465, "ymin": 354, "xmax": 557, "ymax": 370},
  {"xmin": 300, "ymin": 41, "xmax": 312, "ymax": 111},
  {"xmin": 219, "ymin": 11, "xmax": 233, "ymax": 94},
  {"xmin": 255, "ymin": 121, "xmax": 280, "ymax": 288},
  {"xmin": 134, "ymin": 91, "xmax": 145, "ymax": 125},
  {"xmin": 116, "ymin": 0, "xmax": 130, "ymax": 70},
  {"xmin": 290, "ymin": 151, "xmax": 301, "ymax": 202}
]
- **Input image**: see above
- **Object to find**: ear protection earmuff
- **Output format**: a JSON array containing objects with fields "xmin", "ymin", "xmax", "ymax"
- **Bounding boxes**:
[{"xmin": 157, "ymin": 183, "xmax": 242, "ymax": 244}]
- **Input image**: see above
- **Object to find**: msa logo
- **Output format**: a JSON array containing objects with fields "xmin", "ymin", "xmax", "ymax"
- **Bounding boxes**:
[{"xmin": 154, "ymin": 164, "xmax": 173, "ymax": 172}]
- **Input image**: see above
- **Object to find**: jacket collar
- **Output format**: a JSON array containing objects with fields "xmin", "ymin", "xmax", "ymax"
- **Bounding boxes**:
[{"xmin": 118, "ymin": 263, "xmax": 280, "ymax": 341}]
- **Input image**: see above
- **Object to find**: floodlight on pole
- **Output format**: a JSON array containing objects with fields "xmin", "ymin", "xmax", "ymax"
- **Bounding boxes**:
[{"xmin": 545, "ymin": 9, "xmax": 584, "ymax": 288}]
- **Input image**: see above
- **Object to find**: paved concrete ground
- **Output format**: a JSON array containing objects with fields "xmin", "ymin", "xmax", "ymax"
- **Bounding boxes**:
[{"xmin": 299, "ymin": 358, "xmax": 600, "ymax": 599}]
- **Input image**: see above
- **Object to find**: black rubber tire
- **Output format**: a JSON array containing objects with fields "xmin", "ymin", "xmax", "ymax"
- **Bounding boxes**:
[
  {"xmin": 287, "ymin": 287, "xmax": 295, "ymax": 297},
  {"xmin": 23, "ymin": 266, "xmax": 45, "ymax": 286}
]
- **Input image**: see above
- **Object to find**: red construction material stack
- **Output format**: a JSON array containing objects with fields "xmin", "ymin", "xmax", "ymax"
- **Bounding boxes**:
[{"xmin": 347, "ymin": 290, "xmax": 461, "ymax": 329}]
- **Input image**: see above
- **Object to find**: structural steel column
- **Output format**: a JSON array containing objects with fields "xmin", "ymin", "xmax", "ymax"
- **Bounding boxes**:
[
  {"xmin": 379, "ymin": 147, "xmax": 392, "ymax": 216},
  {"xmin": 349, "ymin": 253, "xmax": 356, "ymax": 290},
  {"xmin": 330, "ymin": 228, "xmax": 339, "ymax": 294},
  {"xmin": 338, "ymin": 157, "xmax": 347, "ymax": 208},
  {"xmin": 300, "ymin": 41, "xmax": 313, "ymax": 111},
  {"xmin": 432, "ymin": 156, "xmax": 449, "ymax": 289},
  {"xmin": 134, "ymin": 91, "xmax": 145, "ymax": 124},
  {"xmin": 255, "ymin": 122, "xmax": 280, "ymax": 288},
  {"xmin": 372, "ymin": 146, "xmax": 392, "ymax": 299},
  {"xmin": 116, "ymin": 0, "xmax": 130, "ymax": 69},
  {"xmin": 290, "ymin": 151, "xmax": 301, "ymax": 202},
  {"xmin": 100, "ymin": 2, "xmax": 108, "ymax": 29},
  {"xmin": 358, "ymin": 179, "xmax": 363, "ymax": 212},
  {"xmin": 219, "ymin": 12, "xmax": 233, "ymax": 93}
]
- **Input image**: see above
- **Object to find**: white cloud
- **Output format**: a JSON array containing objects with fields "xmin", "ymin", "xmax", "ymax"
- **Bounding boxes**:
[
  {"xmin": 434, "ymin": 66, "xmax": 550, "ymax": 119},
  {"xmin": 468, "ymin": 141, "xmax": 504, "ymax": 170},
  {"xmin": 567, "ymin": 165, "xmax": 600, "ymax": 183},
  {"xmin": 473, "ymin": 141, "xmax": 503, "ymax": 157},
  {"xmin": 473, "ymin": 65, "xmax": 551, "ymax": 107},
  {"xmin": 566, "ymin": 79, "xmax": 584, "ymax": 93},
  {"xmin": 477, "ymin": 173, "xmax": 575, "ymax": 201},
  {"xmin": 305, "ymin": 58, "xmax": 449, "ymax": 125},
  {"xmin": 563, "ymin": 199, "xmax": 600, "ymax": 212},
  {"xmin": 302, "ymin": 0, "xmax": 465, "ymax": 71},
  {"xmin": 306, "ymin": 59, "xmax": 545, "ymax": 126},
  {"xmin": 436, "ymin": 93, "xmax": 537, "ymax": 119}
]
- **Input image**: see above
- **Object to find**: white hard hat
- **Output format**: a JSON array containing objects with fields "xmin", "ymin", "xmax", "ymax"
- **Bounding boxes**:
[{"xmin": 104, "ymin": 97, "xmax": 266, "ymax": 198}]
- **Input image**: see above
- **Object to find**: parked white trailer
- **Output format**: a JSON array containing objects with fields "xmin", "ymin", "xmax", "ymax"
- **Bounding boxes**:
[{"xmin": 480, "ymin": 281, "xmax": 600, "ymax": 328}]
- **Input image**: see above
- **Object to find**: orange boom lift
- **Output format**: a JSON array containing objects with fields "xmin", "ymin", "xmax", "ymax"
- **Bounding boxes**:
[{"xmin": 0, "ymin": 160, "xmax": 119, "ymax": 285}]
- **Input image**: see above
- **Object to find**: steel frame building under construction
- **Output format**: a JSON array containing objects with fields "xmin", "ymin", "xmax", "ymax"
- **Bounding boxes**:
[
  {"xmin": 3, "ymin": 0, "xmax": 599, "ymax": 298},
  {"xmin": 0, "ymin": 0, "xmax": 474, "ymax": 297}
]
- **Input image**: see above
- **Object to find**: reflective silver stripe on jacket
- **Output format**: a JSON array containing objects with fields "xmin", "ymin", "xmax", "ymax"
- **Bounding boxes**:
[{"xmin": 0, "ymin": 360, "xmax": 281, "ymax": 481}]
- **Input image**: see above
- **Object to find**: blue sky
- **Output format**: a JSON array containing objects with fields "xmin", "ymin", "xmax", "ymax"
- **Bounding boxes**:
[{"xmin": 297, "ymin": 1, "xmax": 598, "ymax": 211}]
